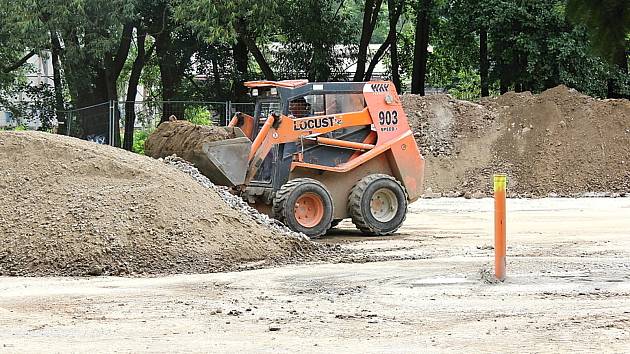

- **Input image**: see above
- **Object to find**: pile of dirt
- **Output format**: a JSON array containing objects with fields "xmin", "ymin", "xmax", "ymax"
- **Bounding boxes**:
[
  {"xmin": 145, "ymin": 120, "xmax": 236, "ymax": 155},
  {"xmin": 403, "ymin": 85, "xmax": 630, "ymax": 197},
  {"xmin": 144, "ymin": 120, "xmax": 240, "ymax": 179},
  {"xmin": 0, "ymin": 131, "xmax": 314, "ymax": 276}
]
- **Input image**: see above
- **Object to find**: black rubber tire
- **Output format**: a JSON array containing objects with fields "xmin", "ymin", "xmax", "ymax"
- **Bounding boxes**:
[
  {"xmin": 329, "ymin": 219, "xmax": 343, "ymax": 229},
  {"xmin": 273, "ymin": 178, "xmax": 334, "ymax": 237},
  {"xmin": 348, "ymin": 174, "xmax": 408, "ymax": 235}
]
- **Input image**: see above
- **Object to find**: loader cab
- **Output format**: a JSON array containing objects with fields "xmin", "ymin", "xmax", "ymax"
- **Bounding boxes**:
[{"xmin": 244, "ymin": 80, "xmax": 371, "ymax": 203}]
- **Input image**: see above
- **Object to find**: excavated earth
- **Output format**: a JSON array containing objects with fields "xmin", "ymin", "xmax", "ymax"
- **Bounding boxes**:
[
  {"xmin": 402, "ymin": 85, "xmax": 630, "ymax": 197},
  {"xmin": 144, "ymin": 120, "xmax": 237, "ymax": 178},
  {"xmin": 0, "ymin": 131, "xmax": 316, "ymax": 276}
]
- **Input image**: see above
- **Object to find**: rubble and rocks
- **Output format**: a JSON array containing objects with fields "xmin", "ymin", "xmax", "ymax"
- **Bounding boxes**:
[
  {"xmin": 0, "ymin": 131, "xmax": 315, "ymax": 276},
  {"xmin": 162, "ymin": 155, "xmax": 306, "ymax": 240},
  {"xmin": 403, "ymin": 85, "xmax": 630, "ymax": 197}
]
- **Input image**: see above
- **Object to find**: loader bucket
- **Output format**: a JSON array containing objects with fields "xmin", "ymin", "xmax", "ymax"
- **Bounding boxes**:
[{"xmin": 199, "ymin": 131, "xmax": 251, "ymax": 186}]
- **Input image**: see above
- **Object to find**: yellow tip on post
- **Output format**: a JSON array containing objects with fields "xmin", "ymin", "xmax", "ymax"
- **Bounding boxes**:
[{"xmin": 493, "ymin": 174, "xmax": 507, "ymax": 192}]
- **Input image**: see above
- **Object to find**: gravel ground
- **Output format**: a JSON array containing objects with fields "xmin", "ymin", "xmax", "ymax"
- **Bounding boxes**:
[{"xmin": 1, "ymin": 197, "xmax": 628, "ymax": 353}]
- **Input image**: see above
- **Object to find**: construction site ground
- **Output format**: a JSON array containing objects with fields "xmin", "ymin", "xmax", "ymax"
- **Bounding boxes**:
[{"xmin": 1, "ymin": 197, "xmax": 629, "ymax": 353}]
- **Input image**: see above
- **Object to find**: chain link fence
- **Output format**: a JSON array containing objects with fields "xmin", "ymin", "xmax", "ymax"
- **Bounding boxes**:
[
  {"xmin": 0, "ymin": 102, "xmax": 57, "ymax": 131},
  {"xmin": 55, "ymin": 100, "xmax": 255, "ymax": 149}
]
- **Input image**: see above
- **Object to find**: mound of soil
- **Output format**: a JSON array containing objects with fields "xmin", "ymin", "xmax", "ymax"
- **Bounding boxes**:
[
  {"xmin": 403, "ymin": 85, "xmax": 630, "ymax": 197},
  {"xmin": 0, "ymin": 131, "xmax": 313, "ymax": 276},
  {"xmin": 144, "ymin": 120, "xmax": 241, "ymax": 179},
  {"xmin": 145, "ymin": 120, "xmax": 236, "ymax": 157}
]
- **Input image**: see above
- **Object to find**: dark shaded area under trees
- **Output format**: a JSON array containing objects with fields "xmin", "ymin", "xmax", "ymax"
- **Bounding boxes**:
[{"xmin": 0, "ymin": 0, "xmax": 627, "ymax": 145}]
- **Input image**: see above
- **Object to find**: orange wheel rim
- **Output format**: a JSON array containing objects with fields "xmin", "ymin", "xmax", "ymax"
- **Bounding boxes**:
[{"xmin": 294, "ymin": 192, "xmax": 324, "ymax": 228}]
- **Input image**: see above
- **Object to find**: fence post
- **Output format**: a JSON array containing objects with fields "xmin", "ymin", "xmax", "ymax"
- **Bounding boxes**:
[
  {"xmin": 66, "ymin": 111, "xmax": 71, "ymax": 136},
  {"xmin": 224, "ymin": 101, "xmax": 230, "ymax": 126},
  {"xmin": 108, "ymin": 100, "xmax": 115, "ymax": 146}
]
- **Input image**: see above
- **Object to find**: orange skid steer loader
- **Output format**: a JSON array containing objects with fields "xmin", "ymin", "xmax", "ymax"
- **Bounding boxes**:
[{"xmin": 164, "ymin": 80, "xmax": 425, "ymax": 237}]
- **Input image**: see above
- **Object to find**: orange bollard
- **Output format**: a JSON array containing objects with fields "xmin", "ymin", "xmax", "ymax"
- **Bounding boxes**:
[{"xmin": 494, "ymin": 174, "xmax": 507, "ymax": 281}]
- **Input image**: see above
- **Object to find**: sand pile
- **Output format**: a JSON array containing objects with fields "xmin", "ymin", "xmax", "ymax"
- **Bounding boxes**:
[
  {"xmin": 403, "ymin": 85, "xmax": 630, "ymax": 197},
  {"xmin": 0, "ymin": 131, "xmax": 314, "ymax": 276}
]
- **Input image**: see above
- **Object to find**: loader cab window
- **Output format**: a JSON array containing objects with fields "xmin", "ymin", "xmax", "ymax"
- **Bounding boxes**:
[
  {"xmin": 288, "ymin": 95, "xmax": 323, "ymax": 118},
  {"xmin": 256, "ymin": 99, "xmax": 282, "ymax": 120},
  {"xmin": 288, "ymin": 93, "xmax": 365, "ymax": 118},
  {"xmin": 325, "ymin": 93, "xmax": 365, "ymax": 114}
]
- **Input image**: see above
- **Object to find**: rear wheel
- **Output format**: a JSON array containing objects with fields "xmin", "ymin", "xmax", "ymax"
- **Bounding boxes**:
[
  {"xmin": 273, "ymin": 178, "xmax": 333, "ymax": 237},
  {"xmin": 348, "ymin": 174, "xmax": 408, "ymax": 235}
]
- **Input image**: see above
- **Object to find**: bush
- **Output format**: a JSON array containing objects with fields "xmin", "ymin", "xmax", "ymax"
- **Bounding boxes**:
[
  {"xmin": 132, "ymin": 130, "xmax": 151, "ymax": 155},
  {"xmin": 186, "ymin": 106, "xmax": 213, "ymax": 126}
]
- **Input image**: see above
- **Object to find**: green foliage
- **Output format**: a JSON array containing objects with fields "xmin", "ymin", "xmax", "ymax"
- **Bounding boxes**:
[
  {"xmin": 0, "ymin": 83, "xmax": 57, "ymax": 130},
  {"xmin": 566, "ymin": 0, "xmax": 630, "ymax": 65},
  {"xmin": 1, "ymin": 0, "xmax": 628, "ymax": 125},
  {"xmin": 274, "ymin": 0, "xmax": 357, "ymax": 80},
  {"xmin": 175, "ymin": 0, "xmax": 280, "ymax": 43},
  {"xmin": 412, "ymin": 0, "xmax": 627, "ymax": 98},
  {"xmin": 132, "ymin": 129, "xmax": 150, "ymax": 155},
  {"xmin": 185, "ymin": 106, "xmax": 213, "ymax": 126},
  {"xmin": 445, "ymin": 70, "xmax": 483, "ymax": 100},
  {"xmin": 1, "ymin": 124, "xmax": 29, "ymax": 132}
]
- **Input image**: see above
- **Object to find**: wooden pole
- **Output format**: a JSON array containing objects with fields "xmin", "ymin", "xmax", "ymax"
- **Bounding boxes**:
[{"xmin": 494, "ymin": 174, "xmax": 507, "ymax": 281}]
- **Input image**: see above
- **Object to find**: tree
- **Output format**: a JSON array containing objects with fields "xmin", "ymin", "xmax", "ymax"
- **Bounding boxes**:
[
  {"xmin": 364, "ymin": 0, "xmax": 405, "ymax": 85},
  {"xmin": 276, "ymin": 0, "xmax": 355, "ymax": 81},
  {"xmin": 411, "ymin": 0, "xmax": 433, "ymax": 94},
  {"xmin": 0, "ymin": 2, "xmax": 40, "ymax": 93},
  {"xmin": 567, "ymin": 0, "xmax": 629, "ymax": 97},
  {"xmin": 123, "ymin": 27, "xmax": 155, "ymax": 151},
  {"xmin": 354, "ymin": 0, "xmax": 385, "ymax": 81},
  {"xmin": 1, "ymin": 0, "xmax": 137, "ymax": 143},
  {"xmin": 176, "ymin": 0, "xmax": 281, "ymax": 82},
  {"xmin": 388, "ymin": 0, "xmax": 405, "ymax": 92},
  {"xmin": 147, "ymin": 1, "xmax": 199, "ymax": 122},
  {"xmin": 448, "ymin": 0, "xmax": 495, "ymax": 96}
]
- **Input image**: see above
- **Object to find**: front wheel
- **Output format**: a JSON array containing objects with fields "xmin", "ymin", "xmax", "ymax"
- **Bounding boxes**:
[
  {"xmin": 348, "ymin": 174, "xmax": 408, "ymax": 235},
  {"xmin": 273, "ymin": 178, "xmax": 334, "ymax": 237}
]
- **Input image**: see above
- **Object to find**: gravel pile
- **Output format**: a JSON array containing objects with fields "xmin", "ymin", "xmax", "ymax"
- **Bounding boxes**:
[
  {"xmin": 403, "ymin": 85, "xmax": 630, "ymax": 197},
  {"xmin": 0, "ymin": 131, "xmax": 315, "ymax": 276},
  {"xmin": 163, "ymin": 155, "xmax": 306, "ymax": 240}
]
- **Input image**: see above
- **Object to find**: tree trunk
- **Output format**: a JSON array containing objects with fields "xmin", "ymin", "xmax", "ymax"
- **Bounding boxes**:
[
  {"xmin": 388, "ymin": 0, "xmax": 403, "ymax": 93},
  {"xmin": 232, "ymin": 38, "xmax": 249, "ymax": 100},
  {"xmin": 411, "ymin": 0, "xmax": 432, "ymax": 95},
  {"xmin": 103, "ymin": 23, "xmax": 133, "ymax": 147},
  {"xmin": 365, "ymin": 39, "xmax": 391, "ymax": 81},
  {"xmin": 50, "ymin": 32, "xmax": 66, "ymax": 135},
  {"xmin": 354, "ymin": 0, "xmax": 384, "ymax": 81},
  {"xmin": 58, "ymin": 23, "xmax": 132, "ymax": 145},
  {"xmin": 608, "ymin": 47, "xmax": 629, "ymax": 98},
  {"xmin": 238, "ymin": 32, "xmax": 275, "ymax": 81},
  {"xmin": 499, "ymin": 63, "xmax": 509, "ymax": 94},
  {"xmin": 156, "ymin": 30, "xmax": 186, "ymax": 122},
  {"xmin": 123, "ymin": 29, "xmax": 151, "ymax": 151},
  {"xmin": 211, "ymin": 56, "xmax": 222, "ymax": 99},
  {"xmin": 479, "ymin": 28, "xmax": 489, "ymax": 97},
  {"xmin": 365, "ymin": 0, "xmax": 404, "ymax": 82},
  {"xmin": 1, "ymin": 51, "xmax": 35, "ymax": 74}
]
